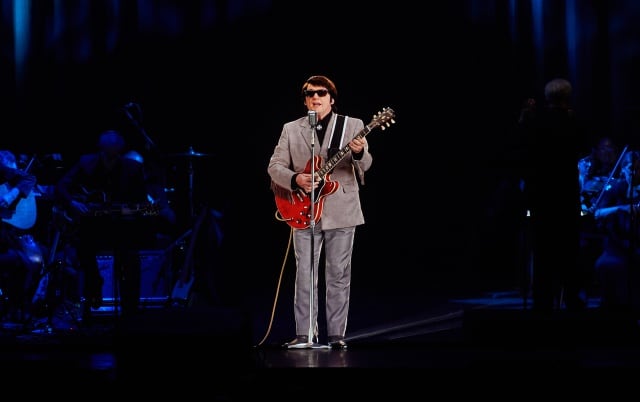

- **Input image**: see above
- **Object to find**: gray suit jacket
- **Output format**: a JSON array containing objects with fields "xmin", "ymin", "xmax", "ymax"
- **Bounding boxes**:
[{"xmin": 268, "ymin": 112, "xmax": 373, "ymax": 230}]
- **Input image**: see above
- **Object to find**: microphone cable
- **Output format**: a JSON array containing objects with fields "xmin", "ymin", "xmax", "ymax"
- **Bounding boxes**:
[{"xmin": 253, "ymin": 226, "xmax": 293, "ymax": 348}]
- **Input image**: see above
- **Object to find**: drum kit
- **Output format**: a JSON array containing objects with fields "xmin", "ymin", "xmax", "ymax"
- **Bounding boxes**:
[{"xmin": 123, "ymin": 102, "xmax": 213, "ymax": 219}]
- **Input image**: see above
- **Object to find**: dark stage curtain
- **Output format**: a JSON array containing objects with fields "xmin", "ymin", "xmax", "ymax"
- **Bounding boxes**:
[{"xmin": 3, "ymin": 0, "xmax": 640, "ymax": 295}]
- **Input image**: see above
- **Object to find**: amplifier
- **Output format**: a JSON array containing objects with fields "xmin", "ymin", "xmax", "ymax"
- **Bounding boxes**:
[{"xmin": 96, "ymin": 250, "xmax": 171, "ymax": 310}]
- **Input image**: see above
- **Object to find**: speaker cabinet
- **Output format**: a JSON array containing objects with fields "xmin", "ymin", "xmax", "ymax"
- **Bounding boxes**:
[{"xmin": 96, "ymin": 250, "xmax": 171, "ymax": 311}]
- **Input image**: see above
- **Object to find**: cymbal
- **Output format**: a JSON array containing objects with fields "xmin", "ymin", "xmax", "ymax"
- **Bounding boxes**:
[{"xmin": 168, "ymin": 148, "xmax": 212, "ymax": 158}]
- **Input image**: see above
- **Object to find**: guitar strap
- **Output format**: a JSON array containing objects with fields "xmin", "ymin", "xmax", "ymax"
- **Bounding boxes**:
[
  {"xmin": 327, "ymin": 114, "xmax": 347, "ymax": 161},
  {"xmin": 328, "ymin": 114, "xmax": 365, "ymax": 185}
]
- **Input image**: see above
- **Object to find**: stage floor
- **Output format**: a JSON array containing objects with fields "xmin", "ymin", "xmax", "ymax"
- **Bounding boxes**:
[{"xmin": 1, "ymin": 289, "xmax": 639, "ymax": 399}]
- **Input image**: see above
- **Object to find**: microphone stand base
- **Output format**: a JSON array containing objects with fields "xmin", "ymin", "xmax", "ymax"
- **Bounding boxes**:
[{"xmin": 286, "ymin": 342, "xmax": 331, "ymax": 350}]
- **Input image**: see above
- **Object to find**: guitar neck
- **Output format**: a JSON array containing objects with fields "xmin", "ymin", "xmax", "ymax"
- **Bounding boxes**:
[
  {"xmin": 314, "ymin": 127, "xmax": 370, "ymax": 179},
  {"xmin": 312, "ymin": 107, "xmax": 395, "ymax": 179}
]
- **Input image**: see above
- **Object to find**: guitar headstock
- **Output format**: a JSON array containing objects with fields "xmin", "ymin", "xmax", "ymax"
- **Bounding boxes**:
[{"xmin": 368, "ymin": 107, "xmax": 396, "ymax": 131}]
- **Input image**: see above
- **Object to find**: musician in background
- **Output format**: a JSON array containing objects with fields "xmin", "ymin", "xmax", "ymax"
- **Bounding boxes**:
[
  {"xmin": 54, "ymin": 130, "xmax": 171, "ymax": 318},
  {"xmin": 518, "ymin": 77, "xmax": 588, "ymax": 312},
  {"xmin": 0, "ymin": 150, "xmax": 41, "ymax": 323},
  {"xmin": 593, "ymin": 149, "xmax": 640, "ymax": 312},
  {"xmin": 578, "ymin": 136, "xmax": 621, "ymax": 214},
  {"xmin": 267, "ymin": 75, "xmax": 372, "ymax": 349},
  {"xmin": 577, "ymin": 136, "xmax": 623, "ymax": 304}
]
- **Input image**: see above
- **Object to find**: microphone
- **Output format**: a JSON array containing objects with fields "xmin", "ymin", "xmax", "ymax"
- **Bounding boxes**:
[{"xmin": 308, "ymin": 110, "xmax": 317, "ymax": 127}]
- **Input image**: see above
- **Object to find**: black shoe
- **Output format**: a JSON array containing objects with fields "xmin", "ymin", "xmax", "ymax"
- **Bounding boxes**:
[
  {"xmin": 282, "ymin": 335, "xmax": 311, "ymax": 349},
  {"xmin": 328, "ymin": 335, "xmax": 347, "ymax": 350}
]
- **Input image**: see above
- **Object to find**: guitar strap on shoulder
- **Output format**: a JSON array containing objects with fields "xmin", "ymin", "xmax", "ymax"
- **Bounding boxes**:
[
  {"xmin": 327, "ymin": 114, "xmax": 346, "ymax": 161},
  {"xmin": 329, "ymin": 114, "xmax": 366, "ymax": 185}
]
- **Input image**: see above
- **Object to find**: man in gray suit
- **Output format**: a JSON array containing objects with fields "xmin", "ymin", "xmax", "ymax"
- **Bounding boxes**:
[{"xmin": 268, "ymin": 75, "xmax": 373, "ymax": 349}]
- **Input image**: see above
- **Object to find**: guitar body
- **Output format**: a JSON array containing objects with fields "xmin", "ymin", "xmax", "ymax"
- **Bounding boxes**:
[
  {"xmin": 274, "ymin": 155, "xmax": 339, "ymax": 230},
  {"xmin": 0, "ymin": 183, "xmax": 37, "ymax": 230}
]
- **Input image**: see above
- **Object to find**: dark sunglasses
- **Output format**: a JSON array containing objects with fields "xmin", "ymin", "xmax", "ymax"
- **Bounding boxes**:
[{"xmin": 304, "ymin": 89, "xmax": 329, "ymax": 97}]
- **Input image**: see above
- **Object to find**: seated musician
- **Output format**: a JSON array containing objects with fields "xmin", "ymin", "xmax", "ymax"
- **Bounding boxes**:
[
  {"xmin": 54, "ymin": 130, "xmax": 173, "ymax": 318},
  {"xmin": 593, "ymin": 149, "xmax": 640, "ymax": 312},
  {"xmin": 0, "ymin": 150, "xmax": 42, "ymax": 323},
  {"xmin": 578, "ymin": 136, "xmax": 621, "ymax": 214},
  {"xmin": 577, "ymin": 136, "xmax": 623, "ymax": 303}
]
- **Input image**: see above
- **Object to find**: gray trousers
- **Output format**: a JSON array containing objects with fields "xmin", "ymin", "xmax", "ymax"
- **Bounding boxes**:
[{"xmin": 292, "ymin": 225, "xmax": 355, "ymax": 338}]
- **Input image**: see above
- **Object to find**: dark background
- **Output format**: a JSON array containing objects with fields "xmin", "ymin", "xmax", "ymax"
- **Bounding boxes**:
[{"xmin": 3, "ymin": 1, "xmax": 640, "ymax": 339}]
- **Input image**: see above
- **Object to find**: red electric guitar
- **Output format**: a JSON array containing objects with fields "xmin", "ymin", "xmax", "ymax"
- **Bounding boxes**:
[{"xmin": 274, "ymin": 107, "xmax": 395, "ymax": 229}]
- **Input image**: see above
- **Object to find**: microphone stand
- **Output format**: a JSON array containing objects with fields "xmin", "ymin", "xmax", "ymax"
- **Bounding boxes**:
[
  {"xmin": 289, "ymin": 110, "xmax": 329, "ymax": 349},
  {"xmin": 123, "ymin": 103, "xmax": 156, "ymax": 151},
  {"xmin": 629, "ymin": 158, "xmax": 637, "ymax": 309},
  {"xmin": 187, "ymin": 146, "xmax": 196, "ymax": 219}
]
